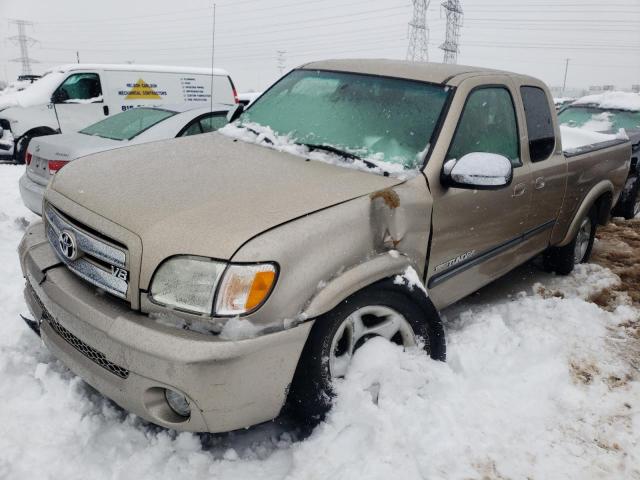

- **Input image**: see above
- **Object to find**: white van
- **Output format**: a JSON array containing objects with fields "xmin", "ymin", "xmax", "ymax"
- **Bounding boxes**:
[{"xmin": 0, "ymin": 64, "xmax": 238, "ymax": 163}]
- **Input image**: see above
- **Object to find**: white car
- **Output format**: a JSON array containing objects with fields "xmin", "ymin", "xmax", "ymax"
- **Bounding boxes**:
[
  {"xmin": 19, "ymin": 105, "xmax": 230, "ymax": 215},
  {"xmin": 0, "ymin": 63, "xmax": 238, "ymax": 163}
]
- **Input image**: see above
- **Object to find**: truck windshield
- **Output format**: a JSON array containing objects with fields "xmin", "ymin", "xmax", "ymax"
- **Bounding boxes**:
[
  {"xmin": 241, "ymin": 69, "xmax": 451, "ymax": 170},
  {"xmin": 80, "ymin": 108, "xmax": 176, "ymax": 141},
  {"xmin": 558, "ymin": 106, "xmax": 640, "ymax": 132}
]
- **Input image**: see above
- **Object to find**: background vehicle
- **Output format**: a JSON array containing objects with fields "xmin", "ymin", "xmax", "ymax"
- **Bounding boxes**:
[
  {"xmin": 19, "ymin": 60, "xmax": 630, "ymax": 434},
  {"xmin": 0, "ymin": 64, "xmax": 238, "ymax": 164},
  {"xmin": 559, "ymin": 91, "xmax": 640, "ymax": 218},
  {"xmin": 19, "ymin": 104, "xmax": 230, "ymax": 215}
]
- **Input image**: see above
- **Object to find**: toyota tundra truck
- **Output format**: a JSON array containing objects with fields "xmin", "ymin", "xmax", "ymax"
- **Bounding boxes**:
[{"xmin": 18, "ymin": 60, "xmax": 631, "ymax": 433}]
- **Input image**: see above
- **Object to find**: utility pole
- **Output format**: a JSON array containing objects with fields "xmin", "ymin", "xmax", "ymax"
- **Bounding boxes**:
[
  {"xmin": 8, "ymin": 19, "xmax": 39, "ymax": 76},
  {"xmin": 562, "ymin": 58, "xmax": 570, "ymax": 95},
  {"xmin": 277, "ymin": 50, "xmax": 287, "ymax": 75},
  {"xmin": 439, "ymin": 0, "xmax": 463, "ymax": 64},
  {"xmin": 407, "ymin": 0, "xmax": 430, "ymax": 62}
]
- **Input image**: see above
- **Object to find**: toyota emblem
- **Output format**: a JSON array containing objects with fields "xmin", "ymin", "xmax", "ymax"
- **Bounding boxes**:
[{"xmin": 58, "ymin": 230, "xmax": 79, "ymax": 261}]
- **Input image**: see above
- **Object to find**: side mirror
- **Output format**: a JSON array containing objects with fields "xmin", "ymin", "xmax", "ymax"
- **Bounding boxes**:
[
  {"xmin": 226, "ymin": 104, "xmax": 244, "ymax": 123},
  {"xmin": 443, "ymin": 152, "xmax": 513, "ymax": 189}
]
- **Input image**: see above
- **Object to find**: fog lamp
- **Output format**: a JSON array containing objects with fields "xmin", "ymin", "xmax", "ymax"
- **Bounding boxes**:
[{"xmin": 165, "ymin": 389, "xmax": 191, "ymax": 418}]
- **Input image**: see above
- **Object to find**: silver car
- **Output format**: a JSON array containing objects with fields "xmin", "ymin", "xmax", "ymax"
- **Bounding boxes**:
[{"xmin": 19, "ymin": 105, "xmax": 230, "ymax": 215}]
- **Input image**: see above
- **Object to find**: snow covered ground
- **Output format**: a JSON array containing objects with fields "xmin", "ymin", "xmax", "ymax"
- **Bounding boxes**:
[{"xmin": 0, "ymin": 164, "xmax": 638, "ymax": 479}]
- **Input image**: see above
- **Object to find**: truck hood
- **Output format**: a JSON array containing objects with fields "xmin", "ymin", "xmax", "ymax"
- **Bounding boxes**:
[{"xmin": 50, "ymin": 132, "xmax": 402, "ymax": 266}]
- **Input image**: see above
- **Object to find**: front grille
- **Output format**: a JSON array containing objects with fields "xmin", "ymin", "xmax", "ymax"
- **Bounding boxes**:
[
  {"xmin": 45, "ymin": 204, "xmax": 129, "ymax": 299},
  {"xmin": 26, "ymin": 282, "xmax": 130, "ymax": 379},
  {"xmin": 46, "ymin": 314, "xmax": 130, "ymax": 379}
]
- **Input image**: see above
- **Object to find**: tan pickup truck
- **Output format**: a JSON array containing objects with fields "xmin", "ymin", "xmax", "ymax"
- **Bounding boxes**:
[{"xmin": 19, "ymin": 60, "xmax": 631, "ymax": 433}]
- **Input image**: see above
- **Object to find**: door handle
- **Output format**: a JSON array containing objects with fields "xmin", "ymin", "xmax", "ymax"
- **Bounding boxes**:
[
  {"xmin": 512, "ymin": 182, "xmax": 526, "ymax": 197},
  {"xmin": 535, "ymin": 177, "xmax": 546, "ymax": 190},
  {"xmin": 103, "ymin": 105, "xmax": 109, "ymax": 116}
]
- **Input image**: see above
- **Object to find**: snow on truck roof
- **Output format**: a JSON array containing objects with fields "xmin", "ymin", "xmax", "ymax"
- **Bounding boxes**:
[
  {"xmin": 301, "ymin": 59, "xmax": 536, "ymax": 85},
  {"xmin": 572, "ymin": 91, "xmax": 640, "ymax": 112},
  {"xmin": 45, "ymin": 64, "xmax": 230, "ymax": 77}
]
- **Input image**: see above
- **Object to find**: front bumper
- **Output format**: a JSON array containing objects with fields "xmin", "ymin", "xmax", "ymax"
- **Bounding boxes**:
[
  {"xmin": 0, "ymin": 128, "xmax": 15, "ymax": 160},
  {"xmin": 19, "ymin": 173, "xmax": 45, "ymax": 215},
  {"xmin": 19, "ymin": 222, "xmax": 313, "ymax": 433}
]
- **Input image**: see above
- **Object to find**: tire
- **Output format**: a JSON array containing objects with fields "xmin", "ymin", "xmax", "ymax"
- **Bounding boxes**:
[
  {"xmin": 287, "ymin": 278, "xmax": 446, "ymax": 423},
  {"xmin": 612, "ymin": 175, "xmax": 640, "ymax": 220},
  {"xmin": 14, "ymin": 135, "xmax": 31, "ymax": 165},
  {"xmin": 544, "ymin": 206, "xmax": 597, "ymax": 275}
]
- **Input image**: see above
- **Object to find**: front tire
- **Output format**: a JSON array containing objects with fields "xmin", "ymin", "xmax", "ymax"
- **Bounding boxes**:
[
  {"xmin": 287, "ymin": 278, "xmax": 445, "ymax": 423},
  {"xmin": 15, "ymin": 135, "xmax": 31, "ymax": 165},
  {"xmin": 544, "ymin": 206, "xmax": 597, "ymax": 275}
]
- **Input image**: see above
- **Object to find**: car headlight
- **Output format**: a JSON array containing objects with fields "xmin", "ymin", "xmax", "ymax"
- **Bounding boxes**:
[
  {"xmin": 149, "ymin": 256, "xmax": 277, "ymax": 316},
  {"xmin": 150, "ymin": 256, "xmax": 226, "ymax": 314}
]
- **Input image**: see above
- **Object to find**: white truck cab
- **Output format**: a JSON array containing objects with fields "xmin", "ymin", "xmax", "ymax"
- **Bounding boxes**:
[{"xmin": 0, "ymin": 64, "xmax": 238, "ymax": 163}]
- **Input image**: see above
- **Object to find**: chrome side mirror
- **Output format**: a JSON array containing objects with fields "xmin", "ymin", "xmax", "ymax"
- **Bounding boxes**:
[{"xmin": 443, "ymin": 152, "xmax": 513, "ymax": 189}]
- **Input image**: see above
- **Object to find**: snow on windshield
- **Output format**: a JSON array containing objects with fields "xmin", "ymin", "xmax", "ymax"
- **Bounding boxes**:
[{"xmin": 219, "ymin": 122, "xmax": 414, "ymax": 179}]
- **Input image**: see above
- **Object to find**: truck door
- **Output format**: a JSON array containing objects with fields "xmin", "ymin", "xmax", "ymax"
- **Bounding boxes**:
[
  {"xmin": 52, "ymin": 72, "xmax": 108, "ymax": 133},
  {"xmin": 426, "ymin": 80, "xmax": 533, "ymax": 308},
  {"xmin": 517, "ymin": 84, "xmax": 567, "ymax": 251}
]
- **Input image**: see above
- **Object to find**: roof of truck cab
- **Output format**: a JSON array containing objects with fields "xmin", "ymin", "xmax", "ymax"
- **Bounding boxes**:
[
  {"xmin": 44, "ymin": 64, "xmax": 230, "ymax": 76},
  {"xmin": 301, "ymin": 59, "xmax": 522, "ymax": 85}
]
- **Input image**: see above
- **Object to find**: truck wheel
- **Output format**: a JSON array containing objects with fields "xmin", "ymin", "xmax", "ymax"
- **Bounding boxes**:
[
  {"xmin": 287, "ymin": 278, "xmax": 445, "ymax": 423},
  {"xmin": 612, "ymin": 175, "xmax": 640, "ymax": 220},
  {"xmin": 543, "ymin": 207, "xmax": 597, "ymax": 275}
]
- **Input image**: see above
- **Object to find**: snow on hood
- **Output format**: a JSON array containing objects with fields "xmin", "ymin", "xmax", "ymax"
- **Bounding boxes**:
[
  {"xmin": 572, "ymin": 91, "xmax": 640, "ymax": 112},
  {"xmin": 0, "ymin": 71, "xmax": 66, "ymax": 111},
  {"xmin": 219, "ymin": 122, "xmax": 417, "ymax": 180},
  {"xmin": 560, "ymin": 125, "xmax": 628, "ymax": 151}
]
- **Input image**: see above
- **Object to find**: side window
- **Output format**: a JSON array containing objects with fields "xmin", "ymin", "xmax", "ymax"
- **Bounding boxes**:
[
  {"xmin": 180, "ymin": 121, "xmax": 203, "ymax": 137},
  {"xmin": 520, "ymin": 86, "xmax": 556, "ymax": 162},
  {"xmin": 200, "ymin": 113, "xmax": 228, "ymax": 133},
  {"xmin": 53, "ymin": 73, "xmax": 102, "ymax": 103},
  {"xmin": 448, "ymin": 87, "xmax": 520, "ymax": 166}
]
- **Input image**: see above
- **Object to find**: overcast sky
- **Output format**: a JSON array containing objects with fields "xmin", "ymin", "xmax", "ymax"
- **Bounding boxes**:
[{"xmin": 1, "ymin": 0, "xmax": 638, "ymax": 93}]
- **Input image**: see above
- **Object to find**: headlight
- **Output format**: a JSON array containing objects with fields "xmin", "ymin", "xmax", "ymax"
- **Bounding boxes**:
[
  {"xmin": 149, "ymin": 256, "xmax": 226, "ymax": 314},
  {"xmin": 149, "ymin": 256, "xmax": 277, "ymax": 316},
  {"xmin": 215, "ymin": 263, "xmax": 277, "ymax": 316}
]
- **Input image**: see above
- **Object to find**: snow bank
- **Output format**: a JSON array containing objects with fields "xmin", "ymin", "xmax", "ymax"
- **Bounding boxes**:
[
  {"xmin": 573, "ymin": 91, "xmax": 640, "ymax": 112},
  {"xmin": 0, "ymin": 165, "xmax": 638, "ymax": 478},
  {"xmin": 560, "ymin": 124, "xmax": 628, "ymax": 151}
]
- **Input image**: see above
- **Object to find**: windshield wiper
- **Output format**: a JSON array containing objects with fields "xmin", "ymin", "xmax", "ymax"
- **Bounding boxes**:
[
  {"xmin": 242, "ymin": 125, "xmax": 274, "ymax": 145},
  {"xmin": 300, "ymin": 143, "xmax": 383, "ymax": 172}
]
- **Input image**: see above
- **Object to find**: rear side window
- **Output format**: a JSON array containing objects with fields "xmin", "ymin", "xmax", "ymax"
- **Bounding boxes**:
[
  {"xmin": 447, "ymin": 87, "xmax": 520, "ymax": 166},
  {"xmin": 180, "ymin": 113, "xmax": 228, "ymax": 137},
  {"xmin": 521, "ymin": 86, "xmax": 556, "ymax": 162}
]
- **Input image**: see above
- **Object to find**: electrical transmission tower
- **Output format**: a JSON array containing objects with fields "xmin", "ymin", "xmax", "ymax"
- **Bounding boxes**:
[
  {"xmin": 406, "ymin": 0, "xmax": 430, "ymax": 62},
  {"xmin": 8, "ymin": 19, "xmax": 39, "ymax": 76},
  {"xmin": 439, "ymin": 0, "xmax": 463, "ymax": 64},
  {"xmin": 277, "ymin": 50, "xmax": 287, "ymax": 75}
]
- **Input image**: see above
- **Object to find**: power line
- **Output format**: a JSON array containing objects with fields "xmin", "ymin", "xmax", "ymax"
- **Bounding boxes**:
[
  {"xmin": 440, "ymin": 0, "xmax": 463, "ymax": 64},
  {"xmin": 407, "ymin": 0, "xmax": 430, "ymax": 62}
]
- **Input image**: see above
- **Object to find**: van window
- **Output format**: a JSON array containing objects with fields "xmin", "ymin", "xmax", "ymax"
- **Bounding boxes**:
[
  {"xmin": 53, "ymin": 73, "xmax": 103, "ymax": 103},
  {"xmin": 447, "ymin": 87, "xmax": 520, "ymax": 166},
  {"xmin": 521, "ymin": 86, "xmax": 556, "ymax": 162}
]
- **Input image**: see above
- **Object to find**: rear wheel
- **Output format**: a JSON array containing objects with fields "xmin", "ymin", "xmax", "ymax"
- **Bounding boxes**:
[
  {"xmin": 544, "ymin": 206, "xmax": 597, "ymax": 275},
  {"xmin": 612, "ymin": 175, "xmax": 640, "ymax": 220},
  {"xmin": 287, "ymin": 278, "xmax": 445, "ymax": 423}
]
